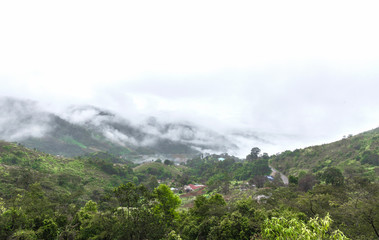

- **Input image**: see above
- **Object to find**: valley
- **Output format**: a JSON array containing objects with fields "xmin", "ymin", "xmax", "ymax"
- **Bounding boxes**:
[
  {"xmin": 0, "ymin": 127, "xmax": 378, "ymax": 239},
  {"xmin": 1, "ymin": 1, "xmax": 379, "ymax": 238}
]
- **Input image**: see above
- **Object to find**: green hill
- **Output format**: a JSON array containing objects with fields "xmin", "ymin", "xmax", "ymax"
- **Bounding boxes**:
[
  {"xmin": 133, "ymin": 161, "xmax": 186, "ymax": 179},
  {"xmin": 21, "ymin": 116, "xmax": 125, "ymax": 157},
  {"xmin": 1, "ymin": 130, "xmax": 378, "ymax": 239},
  {"xmin": 19, "ymin": 115, "xmax": 203, "ymax": 161},
  {"xmin": 270, "ymin": 127, "xmax": 379, "ymax": 180},
  {"xmin": 21, "ymin": 115, "xmax": 198, "ymax": 158},
  {"xmin": 0, "ymin": 141, "xmax": 135, "ymax": 204},
  {"xmin": 0, "ymin": 98, "xmax": 204, "ymax": 158}
]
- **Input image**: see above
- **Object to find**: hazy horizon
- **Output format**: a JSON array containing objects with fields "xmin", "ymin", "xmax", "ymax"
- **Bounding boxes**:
[{"xmin": 1, "ymin": 1, "xmax": 378, "ymax": 156}]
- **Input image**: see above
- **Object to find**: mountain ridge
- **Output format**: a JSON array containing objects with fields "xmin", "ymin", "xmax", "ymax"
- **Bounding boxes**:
[
  {"xmin": 270, "ymin": 127, "xmax": 379, "ymax": 180},
  {"xmin": 0, "ymin": 97, "xmax": 242, "ymax": 159}
]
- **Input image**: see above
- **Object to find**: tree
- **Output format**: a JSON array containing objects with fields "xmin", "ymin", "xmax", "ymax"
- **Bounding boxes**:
[
  {"xmin": 114, "ymin": 183, "xmax": 140, "ymax": 215},
  {"xmin": 298, "ymin": 173, "xmax": 317, "ymax": 192},
  {"xmin": 74, "ymin": 200, "xmax": 99, "ymax": 240},
  {"xmin": 262, "ymin": 213, "xmax": 349, "ymax": 240},
  {"xmin": 164, "ymin": 159, "xmax": 173, "ymax": 165},
  {"xmin": 155, "ymin": 159, "xmax": 162, "ymax": 163},
  {"xmin": 289, "ymin": 175, "xmax": 299, "ymax": 185},
  {"xmin": 340, "ymin": 182, "xmax": 379, "ymax": 239},
  {"xmin": 249, "ymin": 175, "xmax": 267, "ymax": 188},
  {"xmin": 192, "ymin": 194, "xmax": 226, "ymax": 219},
  {"xmin": 208, "ymin": 212, "xmax": 256, "ymax": 240},
  {"xmin": 322, "ymin": 167, "xmax": 344, "ymax": 186},
  {"xmin": 251, "ymin": 158, "xmax": 271, "ymax": 176},
  {"xmin": 153, "ymin": 184, "xmax": 181, "ymax": 229},
  {"xmin": 145, "ymin": 176, "xmax": 159, "ymax": 191},
  {"xmin": 179, "ymin": 194, "xmax": 228, "ymax": 239},
  {"xmin": 272, "ymin": 173, "xmax": 284, "ymax": 187},
  {"xmin": 262, "ymin": 152, "xmax": 269, "ymax": 159},
  {"xmin": 166, "ymin": 230, "xmax": 182, "ymax": 240},
  {"xmin": 176, "ymin": 173, "xmax": 190, "ymax": 186},
  {"xmin": 246, "ymin": 147, "xmax": 261, "ymax": 161},
  {"xmin": 133, "ymin": 176, "xmax": 139, "ymax": 185},
  {"xmin": 35, "ymin": 218, "xmax": 58, "ymax": 240},
  {"xmin": 112, "ymin": 183, "xmax": 164, "ymax": 240},
  {"xmin": 360, "ymin": 150, "xmax": 379, "ymax": 166},
  {"xmin": 220, "ymin": 174, "xmax": 231, "ymax": 194},
  {"xmin": 10, "ymin": 230, "xmax": 38, "ymax": 240},
  {"xmin": 0, "ymin": 206, "xmax": 27, "ymax": 239}
]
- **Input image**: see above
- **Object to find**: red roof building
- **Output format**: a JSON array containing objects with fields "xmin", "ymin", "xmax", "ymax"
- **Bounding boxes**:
[{"xmin": 184, "ymin": 184, "xmax": 206, "ymax": 192}]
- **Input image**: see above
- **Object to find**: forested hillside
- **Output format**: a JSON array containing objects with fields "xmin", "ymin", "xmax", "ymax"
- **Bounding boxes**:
[
  {"xmin": 2, "ymin": 0, "xmax": 378, "ymax": 238},
  {"xmin": 1, "ymin": 98, "xmax": 244, "ymax": 159},
  {"xmin": 21, "ymin": 113, "xmax": 201, "ymax": 158},
  {"xmin": 0, "ymin": 141, "xmax": 136, "ymax": 203},
  {"xmin": 1, "ymin": 128, "xmax": 379, "ymax": 239},
  {"xmin": 271, "ymin": 127, "xmax": 379, "ymax": 180}
]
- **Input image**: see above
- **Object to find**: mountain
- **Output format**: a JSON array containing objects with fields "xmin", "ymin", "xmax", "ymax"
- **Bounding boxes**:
[
  {"xmin": 0, "ymin": 128, "xmax": 378, "ymax": 239},
  {"xmin": 0, "ymin": 97, "xmax": 240, "ymax": 160},
  {"xmin": 270, "ymin": 127, "xmax": 379, "ymax": 180},
  {"xmin": 0, "ymin": 140, "xmax": 135, "ymax": 203}
]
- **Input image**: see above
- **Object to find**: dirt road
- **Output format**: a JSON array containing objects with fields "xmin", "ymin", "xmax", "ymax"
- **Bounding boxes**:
[{"xmin": 270, "ymin": 166, "xmax": 289, "ymax": 185}]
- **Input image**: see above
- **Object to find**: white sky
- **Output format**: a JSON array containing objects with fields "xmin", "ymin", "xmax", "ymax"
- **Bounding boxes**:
[{"xmin": 1, "ymin": 0, "xmax": 379, "ymax": 154}]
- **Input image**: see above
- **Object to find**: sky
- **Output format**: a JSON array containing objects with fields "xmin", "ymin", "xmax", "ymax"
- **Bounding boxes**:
[{"xmin": 0, "ymin": 0, "xmax": 378, "ymax": 155}]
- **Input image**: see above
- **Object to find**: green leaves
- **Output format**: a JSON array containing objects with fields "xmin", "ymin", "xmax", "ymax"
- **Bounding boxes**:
[
  {"xmin": 262, "ymin": 213, "xmax": 349, "ymax": 240},
  {"xmin": 322, "ymin": 167, "xmax": 344, "ymax": 186},
  {"xmin": 153, "ymin": 184, "xmax": 181, "ymax": 221}
]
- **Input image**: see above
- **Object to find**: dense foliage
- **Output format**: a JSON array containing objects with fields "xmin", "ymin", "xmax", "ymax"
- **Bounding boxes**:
[
  {"xmin": 0, "ymin": 127, "xmax": 378, "ymax": 239},
  {"xmin": 270, "ymin": 127, "xmax": 379, "ymax": 181},
  {"xmin": 185, "ymin": 153, "xmax": 271, "ymax": 192}
]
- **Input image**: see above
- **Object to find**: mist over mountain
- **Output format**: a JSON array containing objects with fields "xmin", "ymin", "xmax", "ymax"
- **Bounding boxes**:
[
  {"xmin": 1, "ymin": 97, "xmax": 260, "ymax": 159},
  {"xmin": 0, "ymin": 98, "xmax": 52, "ymax": 141},
  {"xmin": 3, "ymin": 97, "xmax": 371, "ymax": 159}
]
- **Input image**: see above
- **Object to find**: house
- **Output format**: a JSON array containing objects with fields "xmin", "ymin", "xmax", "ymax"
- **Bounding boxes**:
[
  {"xmin": 254, "ymin": 194, "xmax": 270, "ymax": 203},
  {"xmin": 184, "ymin": 184, "xmax": 206, "ymax": 192},
  {"xmin": 266, "ymin": 176, "xmax": 274, "ymax": 181}
]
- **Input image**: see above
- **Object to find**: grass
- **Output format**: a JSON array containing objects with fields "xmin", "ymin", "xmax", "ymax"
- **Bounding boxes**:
[{"xmin": 61, "ymin": 136, "xmax": 87, "ymax": 149}]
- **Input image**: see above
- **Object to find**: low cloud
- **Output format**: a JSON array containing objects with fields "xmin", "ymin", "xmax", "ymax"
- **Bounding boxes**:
[
  {"xmin": 57, "ymin": 105, "xmax": 245, "ymax": 154},
  {"xmin": 0, "ymin": 97, "xmax": 52, "ymax": 141},
  {"xmin": 1, "ymin": 95, "xmax": 377, "ymax": 158},
  {"xmin": 102, "ymin": 127, "xmax": 138, "ymax": 147}
]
